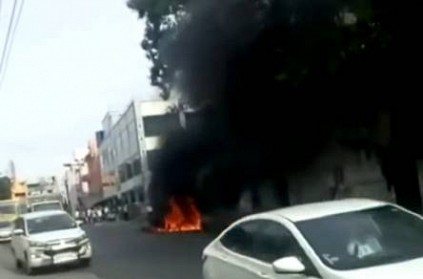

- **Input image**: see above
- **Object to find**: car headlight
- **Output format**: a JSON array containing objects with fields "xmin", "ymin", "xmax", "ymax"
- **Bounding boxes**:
[
  {"xmin": 29, "ymin": 240, "xmax": 46, "ymax": 247},
  {"xmin": 78, "ymin": 243, "xmax": 90, "ymax": 254},
  {"xmin": 75, "ymin": 234, "xmax": 89, "ymax": 245}
]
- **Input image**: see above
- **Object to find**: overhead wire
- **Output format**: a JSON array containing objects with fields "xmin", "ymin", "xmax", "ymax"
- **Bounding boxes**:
[{"xmin": 0, "ymin": 0, "xmax": 25, "ymax": 90}]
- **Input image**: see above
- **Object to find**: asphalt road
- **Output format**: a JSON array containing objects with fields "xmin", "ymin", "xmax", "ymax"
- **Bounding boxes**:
[{"xmin": 0, "ymin": 221, "xmax": 213, "ymax": 279}]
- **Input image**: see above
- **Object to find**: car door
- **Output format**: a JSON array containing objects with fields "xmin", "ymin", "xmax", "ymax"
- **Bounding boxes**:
[
  {"xmin": 212, "ymin": 220, "xmax": 264, "ymax": 279},
  {"xmin": 251, "ymin": 219, "xmax": 321, "ymax": 279}
]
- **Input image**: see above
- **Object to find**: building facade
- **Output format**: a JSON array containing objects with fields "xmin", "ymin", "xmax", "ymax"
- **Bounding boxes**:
[
  {"xmin": 99, "ymin": 100, "xmax": 180, "ymax": 212},
  {"xmin": 79, "ymin": 132, "xmax": 105, "ymax": 207}
]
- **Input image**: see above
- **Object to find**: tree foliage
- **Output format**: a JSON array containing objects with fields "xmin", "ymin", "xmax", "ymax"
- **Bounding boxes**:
[{"xmin": 0, "ymin": 176, "xmax": 12, "ymax": 200}]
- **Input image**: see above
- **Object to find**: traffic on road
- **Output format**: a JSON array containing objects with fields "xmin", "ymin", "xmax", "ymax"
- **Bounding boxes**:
[
  {"xmin": 203, "ymin": 199, "xmax": 423, "ymax": 279},
  {"xmin": 1, "ymin": 0, "xmax": 422, "ymax": 278},
  {"xmin": 2, "ymin": 199, "xmax": 423, "ymax": 279}
]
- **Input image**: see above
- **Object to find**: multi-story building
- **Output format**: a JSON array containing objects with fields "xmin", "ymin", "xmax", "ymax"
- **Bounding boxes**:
[
  {"xmin": 99, "ymin": 100, "xmax": 180, "ymax": 210},
  {"xmin": 99, "ymin": 111, "xmax": 121, "ymax": 201},
  {"xmin": 61, "ymin": 148, "xmax": 89, "ymax": 214},
  {"xmin": 79, "ymin": 131, "xmax": 105, "ymax": 207}
]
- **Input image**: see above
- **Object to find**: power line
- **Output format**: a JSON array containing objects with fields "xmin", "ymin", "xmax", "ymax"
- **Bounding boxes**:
[
  {"xmin": 0, "ymin": 0, "xmax": 18, "ymax": 75},
  {"xmin": 0, "ymin": 0, "xmax": 25, "ymax": 90}
]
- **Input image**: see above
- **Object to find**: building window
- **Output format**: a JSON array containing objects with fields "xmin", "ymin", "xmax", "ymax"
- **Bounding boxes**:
[
  {"xmin": 126, "ymin": 163, "xmax": 133, "ymax": 180},
  {"xmin": 133, "ymin": 159, "xmax": 141, "ymax": 175},
  {"xmin": 138, "ymin": 190, "xmax": 145, "ymax": 202},
  {"xmin": 128, "ymin": 122, "xmax": 137, "ymax": 155},
  {"xmin": 130, "ymin": 190, "xmax": 136, "ymax": 203},
  {"xmin": 118, "ymin": 165, "xmax": 127, "ymax": 183},
  {"xmin": 122, "ymin": 130, "xmax": 128, "ymax": 158},
  {"xmin": 143, "ymin": 114, "xmax": 180, "ymax": 137},
  {"xmin": 109, "ymin": 149, "xmax": 115, "ymax": 167}
]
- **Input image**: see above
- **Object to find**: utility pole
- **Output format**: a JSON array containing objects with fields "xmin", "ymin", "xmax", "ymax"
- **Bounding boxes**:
[{"xmin": 64, "ymin": 174, "xmax": 72, "ymax": 214}]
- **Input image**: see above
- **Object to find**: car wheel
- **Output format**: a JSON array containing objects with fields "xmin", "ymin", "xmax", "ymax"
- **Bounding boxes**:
[
  {"xmin": 16, "ymin": 258, "xmax": 22, "ymax": 269},
  {"xmin": 80, "ymin": 259, "xmax": 91, "ymax": 267},
  {"xmin": 24, "ymin": 254, "xmax": 35, "ymax": 275}
]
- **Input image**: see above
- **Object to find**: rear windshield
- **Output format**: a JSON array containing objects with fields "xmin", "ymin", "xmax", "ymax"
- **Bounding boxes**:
[{"xmin": 32, "ymin": 203, "xmax": 61, "ymax": 212}]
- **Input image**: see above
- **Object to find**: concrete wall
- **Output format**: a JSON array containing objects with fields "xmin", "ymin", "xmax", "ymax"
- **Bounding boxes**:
[
  {"xmin": 234, "ymin": 144, "xmax": 391, "ymax": 217},
  {"xmin": 287, "ymin": 145, "xmax": 391, "ymax": 205}
]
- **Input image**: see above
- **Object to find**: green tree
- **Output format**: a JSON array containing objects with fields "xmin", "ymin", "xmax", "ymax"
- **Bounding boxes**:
[
  {"xmin": 128, "ymin": 0, "xmax": 187, "ymax": 99},
  {"xmin": 0, "ymin": 176, "xmax": 12, "ymax": 200}
]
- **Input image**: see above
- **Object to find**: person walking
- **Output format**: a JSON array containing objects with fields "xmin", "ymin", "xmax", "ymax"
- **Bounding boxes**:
[
  {"xmin": 97, "ymin": 207, "xmax": 103, "ymax": 222},
  {"xmin": 123, "ymin": 203, "xmax": 129, "ymax": 221}
]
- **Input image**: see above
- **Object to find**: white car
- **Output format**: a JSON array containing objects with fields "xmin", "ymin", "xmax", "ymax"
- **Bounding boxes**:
[
  {"xmin": 0, "ymin": 220, "xmax": 13, "ymax": 242},
  {"xmin": 202, "ymin": 199, "xmax": 423, "ymax": 279},
  {"xmin": 10, "ymin": 210, "xmax": 92, "ymax": 275}
]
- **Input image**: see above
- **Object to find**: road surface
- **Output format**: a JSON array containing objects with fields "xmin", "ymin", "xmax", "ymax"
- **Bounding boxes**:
[{"xmin": 0, "ymin": 221, "xmax": 213, "ymax": 279}]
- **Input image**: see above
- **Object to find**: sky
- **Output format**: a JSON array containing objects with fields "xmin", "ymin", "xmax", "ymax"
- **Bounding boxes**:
[{"xmin": 0, "ymin": 0, "xmax": 156, "ymax": 179}]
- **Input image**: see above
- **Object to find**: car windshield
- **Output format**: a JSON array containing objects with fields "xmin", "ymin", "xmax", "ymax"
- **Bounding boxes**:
[
  {"xmin": 32, "ymin": 203, "xmax": 61, "ymax": 212},
  {"xmin": 26, "ymin": 214, "xmax": 77, "ymax": 234},
  {"xmin": 0, "ymin": 204, "xmax": 15, "ymax": 215},
  {"xmin": 0, "ymin": 221, "xmax": 12, "ymax": 229},
  {"xmin": 296, "ymin": 205, "xmax": 423, "ymax": 270}
]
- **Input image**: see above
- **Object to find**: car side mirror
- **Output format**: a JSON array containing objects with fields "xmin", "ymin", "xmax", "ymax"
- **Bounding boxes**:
[
  {"xmin": 76, "ymin": 220, "xmax": 83, "ymax": 226},
  {"xmin": 272, "ymin": 257, "xmax": 305, "ymax": 274},
  {"xmin": 13, "ymin": 229, "xmax": 24, "ymax": 236}
]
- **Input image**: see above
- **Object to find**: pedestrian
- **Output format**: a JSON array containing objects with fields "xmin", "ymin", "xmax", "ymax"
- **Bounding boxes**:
[
  {"xmin": 97, "ymin": 207, "xmax": 103, "ymax": 222},
  {"xmin": 81, "ymin": 210, "xmax": 87, "ymax": 224},
  {"xmin": 123, "ymin": 203, "xmax": 129, "ymax": 221},
  {"xmin": 75, "ymin": 210, "xmax": 80, "ymax": 220},
  {"xmin": 87, "ymin": 208, "xmax": 94, "ymax": 224},
  {"xmin": 104, "ymin": 206, "xmax": 110, "ymax": 221},
  {"xmin": 117, "ymin": 205, "xmax": 122, "ymax": 221}
]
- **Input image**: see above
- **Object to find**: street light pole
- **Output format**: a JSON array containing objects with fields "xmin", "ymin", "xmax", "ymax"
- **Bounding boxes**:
[{"xmin": 64, "ymin": 175, "xmax": 72, "ymax": 214}]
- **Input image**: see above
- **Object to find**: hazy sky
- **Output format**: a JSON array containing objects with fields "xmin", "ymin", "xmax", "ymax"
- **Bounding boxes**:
[{"xmin": 0, "ymin": 0, "xmax": 155, "ymax": 179}]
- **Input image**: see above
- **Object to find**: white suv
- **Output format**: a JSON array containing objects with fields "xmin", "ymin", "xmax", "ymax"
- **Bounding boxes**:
[{"xmin": 10, "ymin": 210, "xmax": 92, "ymax": 275}]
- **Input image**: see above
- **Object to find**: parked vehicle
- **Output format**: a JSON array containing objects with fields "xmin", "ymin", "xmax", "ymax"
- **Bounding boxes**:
[
  {"xmin": 29, "ymin": 201, "xmax": 63, "ymax": 212},
  {"xmin": 10, "ymin": 210, "xmax": 92, "ymax": 275},
  {"xmin": 0, "ymin": 200, "xmax": 27, "ymax": 241},
  {"xmin": 202, "ymin": 199, "xmax": 423, "ymax": 279},
  {"xmin": 0, "ymin": 220, "xmax": 13, "ymax": 242},
  {"xmin": 105, "ymin": 210, "xmax": 117, "ymax": 221},
  {"xmin": 0, "ymin": 199, "xmax": 27, "ymax": 220}
]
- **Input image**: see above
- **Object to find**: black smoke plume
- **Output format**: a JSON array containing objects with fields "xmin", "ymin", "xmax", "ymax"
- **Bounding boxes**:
[{"xmin": 130, "ymin": 0, "xmax": 423, "ymax": 216}]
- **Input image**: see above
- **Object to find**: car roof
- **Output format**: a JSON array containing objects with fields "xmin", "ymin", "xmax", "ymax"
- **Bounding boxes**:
[
  {"xmin": 260, "ymin": 198, "xmax": 388, "ymax": 222},
  {"xmin": 21, "ymin": 210, "xmax": 68, "ymax": 220},
  {"xmin": 31, "ymin": 201, "xmax": 61, "ymax": 205}
]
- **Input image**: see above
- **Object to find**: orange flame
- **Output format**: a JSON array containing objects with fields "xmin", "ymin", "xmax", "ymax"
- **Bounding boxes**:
[{"xmin": 157, "ymin": 197, "xmax": 202, "ymax": 232}]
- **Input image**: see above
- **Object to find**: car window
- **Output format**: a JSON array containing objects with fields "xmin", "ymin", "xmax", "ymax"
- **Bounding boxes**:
[
  {"xmin": 220, "ymin": 219, "xmax": 305, "ymax": 263},
  {"xmin": 296, "ymin": 205, "xmax": 423, "ymax": 270},
  {"xmin": 33, "ymin": 203, "xmax": 62, "ymax": 211},
  {"xmin": 27, "ymin": 214, "xmax": 76, "ymax": 234},
  {"xmin": 252, "ymin": 220, "xmax": 303, "ymax": 263},
  {"xmin": 220, "ymin": 220, "xmax": 259, "ymax": 257}
]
